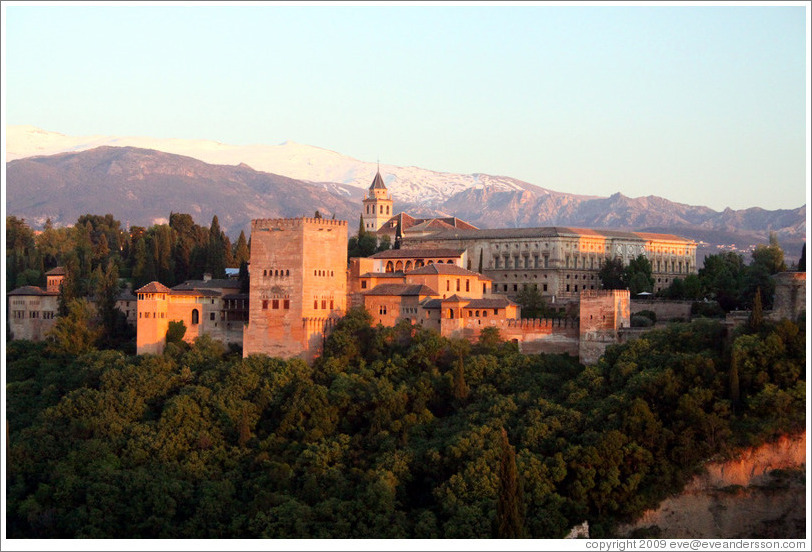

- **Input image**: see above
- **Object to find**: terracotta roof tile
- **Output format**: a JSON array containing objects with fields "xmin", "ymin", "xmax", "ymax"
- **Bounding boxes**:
[
  {"xmin": 369, "ymin": 248, "xmax": 463, "ymax": 259},
  {"xmin": 363, "ymin": 283, "xmax": 439, "ymax": 297},
  {"xmin": 8, "ymin": 285, "xmax": 53, "ymax": 296},
  {"xmin": 135, "ymin": 282, "xmax": 172, "ymax": 294},
  {"xmin": 407, "ymin": 263, "xmax": 489, "ymax": 278}
]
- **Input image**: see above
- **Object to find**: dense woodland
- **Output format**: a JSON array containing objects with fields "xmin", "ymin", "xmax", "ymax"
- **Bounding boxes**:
[
  {"xmin": 6, "ymin": 307, "xmax": 805, "ymax": 538},
  {"xmin": 5, "ymin": 212, "xmax": 806, "ymax": 538}
]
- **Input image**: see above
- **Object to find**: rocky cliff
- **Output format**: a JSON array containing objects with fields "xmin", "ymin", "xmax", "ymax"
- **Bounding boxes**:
[{"xmin": 616, "ymin": 433, "xmax": 807, "ymax": 538}]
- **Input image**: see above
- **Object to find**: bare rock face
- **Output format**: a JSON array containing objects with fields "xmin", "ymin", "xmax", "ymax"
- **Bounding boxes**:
[{"xmin": 616, "ymin": 433, "xmax": 806, "ymax": 538}]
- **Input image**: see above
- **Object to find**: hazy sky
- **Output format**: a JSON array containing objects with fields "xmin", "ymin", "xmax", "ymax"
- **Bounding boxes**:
[{"xmin": 3, "ymin": 2, "xmax": 809, "ymax": 212}]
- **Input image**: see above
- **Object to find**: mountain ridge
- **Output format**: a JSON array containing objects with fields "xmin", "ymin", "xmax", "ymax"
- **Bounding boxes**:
[{"xmin": 5, "ymin": 127, "xmax": 806, "ymax": 264}]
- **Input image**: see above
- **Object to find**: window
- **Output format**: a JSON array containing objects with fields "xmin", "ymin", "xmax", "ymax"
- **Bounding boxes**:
[
  {"xmin": 446, "ymin": 280, "xmax": 450, "ymax": 291},
  {"xmin": 210, "ymin": 312, "xmax": 215, "ymax": 321},
  {"xmin": 314, "ymin": 300, "xmax": 319, "ymax": 309},
  {"xmin": 493, "ymin": 309, "xmax": 499, "ymax": 315},
  {"xmin": 322, "ymin": 300, "xmax": 327, "ymax": 309},
  {"xmin": 362, "ymin": 281, "xmax": 368, "ymax": 289},
  {"xmin": 513, "ymin": 284, "xmax": 518, "ymax": 292},
  {"xmin": 284, "ymin": 299, "xmax": 290, "ymax": 309},
  {"xmin": 465, "ymin": 280, "xmax": 470, "ymax": 292},
  {"xmin": 272, "ymin": 299, "xmax": 279, "ymax": 309},
  {"xmin": 456, "ymin": 279, "xmax": 461, "ymax": 291},
  {"xmin": 192, "ymin": 310, "xmax": 199, "ymax": 324}
]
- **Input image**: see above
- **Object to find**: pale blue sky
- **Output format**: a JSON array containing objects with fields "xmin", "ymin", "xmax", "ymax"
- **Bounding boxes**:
[{"xmin": 3, "ymin": 2, "xmax": 809, "ymax": 211}]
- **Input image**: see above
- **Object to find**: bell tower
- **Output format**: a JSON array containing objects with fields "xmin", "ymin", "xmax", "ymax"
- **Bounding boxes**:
[{"xmin": 362, "ymin": 169, "xmax": 393, "ymax": 233}]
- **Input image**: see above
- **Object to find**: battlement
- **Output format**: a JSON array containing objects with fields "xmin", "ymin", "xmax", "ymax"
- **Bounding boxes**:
[
  {"xmin": 252, "ymin": 217, "xmax": 348, "ymax": 231},
  {"xmin": 503, "ymin": 317, "xmax": 577, "ymax": 329},
  {"xmin": 580, "ymin": 289, "xmax": 628, "ymax": 299}
]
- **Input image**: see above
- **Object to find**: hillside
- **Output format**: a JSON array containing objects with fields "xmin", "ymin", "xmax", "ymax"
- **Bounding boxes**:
[
  {"xmin": 6, "ymin": 146, "xmax": 362, "ymax": 235},
  {"xmin": 6, "ymin": 131, "xmax": 806, "ymax": 263}
]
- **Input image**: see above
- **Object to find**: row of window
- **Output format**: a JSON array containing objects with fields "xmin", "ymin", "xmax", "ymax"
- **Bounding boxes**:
[
  {"xmin": 314, "ymin": 299, "xmax": 335, "ymax": 310},
  {"xmin": 264, "ymin": 269, "xmax": 290, "ymax": 277},
  {"xmin": 365, "ymin": 204, "xmax": 391, "ymax": 215},
  {"xmin": 384, "ymin": 259, "xmax": 453, "ymax": 272},
  {"xmin": 262, "ymin": 299, "xmax": 291, "ymax": 310},
  {"xmin": 448, "ymin": 308, "xmax": 499, "ymax": 319},
  {"xmin": 314, "ymin": 269, "xmax": 335, "ymax": 277},
  {"xmin": 445, "ymin": 278, "xmax": 471, "ymax": 292},
  {"xmin": 11, "ymin": 310, "xmax": 56, "ymax": 319}
]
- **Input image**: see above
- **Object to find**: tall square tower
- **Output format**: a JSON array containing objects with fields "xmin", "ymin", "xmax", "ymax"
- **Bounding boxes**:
[{"xmin": 244, "ymin": 217, "xmax": 348, "ymax": 360}]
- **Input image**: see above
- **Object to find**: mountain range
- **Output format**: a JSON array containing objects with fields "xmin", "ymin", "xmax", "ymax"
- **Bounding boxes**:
[{"xmin": 5, "ymin": 126, "xmax": 806, "ymax": 264}]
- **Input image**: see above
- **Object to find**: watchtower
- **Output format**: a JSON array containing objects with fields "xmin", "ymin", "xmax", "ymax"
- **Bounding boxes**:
[{"xmin": 243, "ymin": 217, "xmax": 348, "ymax": 361}]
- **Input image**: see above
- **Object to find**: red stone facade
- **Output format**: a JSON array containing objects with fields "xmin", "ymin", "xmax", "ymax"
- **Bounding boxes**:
[{"xmin": 243, "ymin": 217, "xmax": 348, "ymax": 361}]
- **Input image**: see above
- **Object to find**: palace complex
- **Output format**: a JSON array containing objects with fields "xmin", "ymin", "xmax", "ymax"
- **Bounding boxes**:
[{"xmin": 18, "ymin": 168, "xmax": 803, "ymax": 366}]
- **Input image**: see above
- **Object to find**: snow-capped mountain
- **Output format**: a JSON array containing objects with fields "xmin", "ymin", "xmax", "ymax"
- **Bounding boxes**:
[{"xmin": 6, "ymin": 125, "xmax": 539, "ymax": 205}]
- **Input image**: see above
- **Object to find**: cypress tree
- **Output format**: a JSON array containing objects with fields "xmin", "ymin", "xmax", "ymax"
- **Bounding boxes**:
[
  {"xmin": 234, "ymin": 231, "xmax": 250, "ymax": 266},
  {"xmin": 495, "ymin": 427, "xmax": 524, "ymax": 538},
  {"xmin": 358, "ymin": 215, "xmax": 366, "ymax": 238},
  {"xmin": 748, "ymin": 287, "xmax": 763, "ymax": 332},
  {"xmin": 206, "ymin": 215, "xmax": 227, "ymax": 278}
]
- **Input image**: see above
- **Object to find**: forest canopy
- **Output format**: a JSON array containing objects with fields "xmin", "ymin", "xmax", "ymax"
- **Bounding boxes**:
[{"xmin": 6, "ymin": 310, "xmax": 805, "ymax": 539}]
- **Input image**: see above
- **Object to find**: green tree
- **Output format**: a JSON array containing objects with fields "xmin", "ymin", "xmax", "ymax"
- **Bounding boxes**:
[
  {"xmin": 624, "ymin": 255, "xmax": 654, "ymax": 295},
  {"xmin": 46, "ymin": 299, "xmax": 101, "ymax": 356},
  {"xmin": 748, "ymin": 287, "xmax": 764, "ymax": 332},
  {"xmin": 233, "ymin": 230, "xmax": 250, "ymax": 267},
  {"xmin": 448, "ymin": 339, "xmax": 470, "ymax": 402},
  {"xmin": 598, "ymin": 257, "xmax": 625, "ymax": 290},
  {"xmin": 495, "ymin": 427, "xmax": 524, "ymax": 538},
  {"xmin": 206, "ymin": 215, "xmax": 227, "ymax": 278},
  {"xmin": 166, "ymin": 320, "xmax": 187, "ymax": 345}
]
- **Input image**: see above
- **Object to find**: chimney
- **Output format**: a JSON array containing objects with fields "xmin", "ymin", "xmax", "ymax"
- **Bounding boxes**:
[{"xmin": 203, "ymin": 273, "xmax": 212, "ymax": 282}]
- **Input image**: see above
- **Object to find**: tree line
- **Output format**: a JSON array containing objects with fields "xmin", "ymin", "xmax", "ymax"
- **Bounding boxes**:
[
  {"xmin": 6, "ymin": 308, "xmax": 805, "ymax": 538},
  {"xmin": 6, "ymin": 213, "xmax": 251, "ymax": 295}
]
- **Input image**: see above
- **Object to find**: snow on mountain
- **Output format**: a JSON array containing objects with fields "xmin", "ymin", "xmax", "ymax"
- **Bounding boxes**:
[{"xmin": 6, "ymin": 125, "xmax": 547, "ymax": 205}]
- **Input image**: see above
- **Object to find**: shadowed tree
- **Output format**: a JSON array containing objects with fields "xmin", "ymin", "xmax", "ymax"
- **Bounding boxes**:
[{"xmin": 495, "ymin": 427, "xmax": 524, "ymax": 538}]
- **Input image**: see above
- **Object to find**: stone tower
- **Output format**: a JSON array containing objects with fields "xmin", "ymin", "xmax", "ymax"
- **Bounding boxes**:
[
  {"xmin": 578, "ymin": 289, "xmax": 630, "ymax": 365},
  {"xmin": 135, "ymin": 281, "xmax": 172, "ymax": 355},
  {"xmin": 362, "ymin": 170, "xmax": 393, "ymax": 233},
  {"xmin": 243, "ymin": 217, "xmax": 348, "ymax": 361}
]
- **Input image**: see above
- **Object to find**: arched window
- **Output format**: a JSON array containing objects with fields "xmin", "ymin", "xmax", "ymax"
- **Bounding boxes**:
[
  {"xmin": 449, "ymin": 309, "xmax": 454, "ymax": 319},
  {"xmin": 395, "ymin": 261, "xmax": 403, "ymax": 271},
  {"xmin": 191, "ymin": 309, "xmax": 199, "ymax": 325},
  {"xmin": 386, "ymin": 261, "xmax": 394, "ymax": 273},
  {"xmin": 405, "ymin": 261, "xmax": 412, "ymax": 271}
]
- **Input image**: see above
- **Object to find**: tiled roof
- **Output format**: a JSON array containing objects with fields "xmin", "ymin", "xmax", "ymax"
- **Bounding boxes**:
[
  {"xmin": 369, "ymin": 171, "xmax": 387, "ymax": 190},
  {"xmin": 443, "ymin": 294, "xmax": 467, "ymax": 303},
  {"xmin": 377, "ymin": 213, "xmax": 478, "ymax": 234},
  {"xmin": 463, "ymin": 297, "xmax": 516, "ymax": 309},
  {"xmin": 407, "ymin": 263, "xmax": 489, "ymax": 278},
  {"xmin": 410, "ymin": 226, "xmax": 693, "ymax": 243},
  {"xmin": 369, "ymin": 248, "xmax": 464, "ymax": 259},
  {"xmin": 8, "ymin": 285, "xmax": 54, "ymax": 296},
  {"xmin": 421, "ymin": 298, "xmax": 443, "ymax": 309},
  {"xmin": 359, "ymin": 272, "xmax": 407, "ymax": 278},
  {"xmin": 117, "ymin": 289, "xmax": 137, "ymax": 301},
  {"xmin": 45, "ymin": 266, "xmax": 67, "ymax": 276},
  {"xmin": 633, "ymin": 232, "xmax": 697, "ymax": 242},
  {"xmin": 170, "ymin": 289, "xmax": 221, "ymax": 297},
  {"xmin": 173, "ymin": 279, "xmax": 242, "ymax": 290},
  {"xmin": 363, "ymin": 283, "xmax": 439, "ymax": 297},
  {"xmin": 135, "ymin": 282, "xmax": 172, "ymax": 294},
  {"xmin": 222, "ymin": 293, "xmax": 249, "ymax": 300}
]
